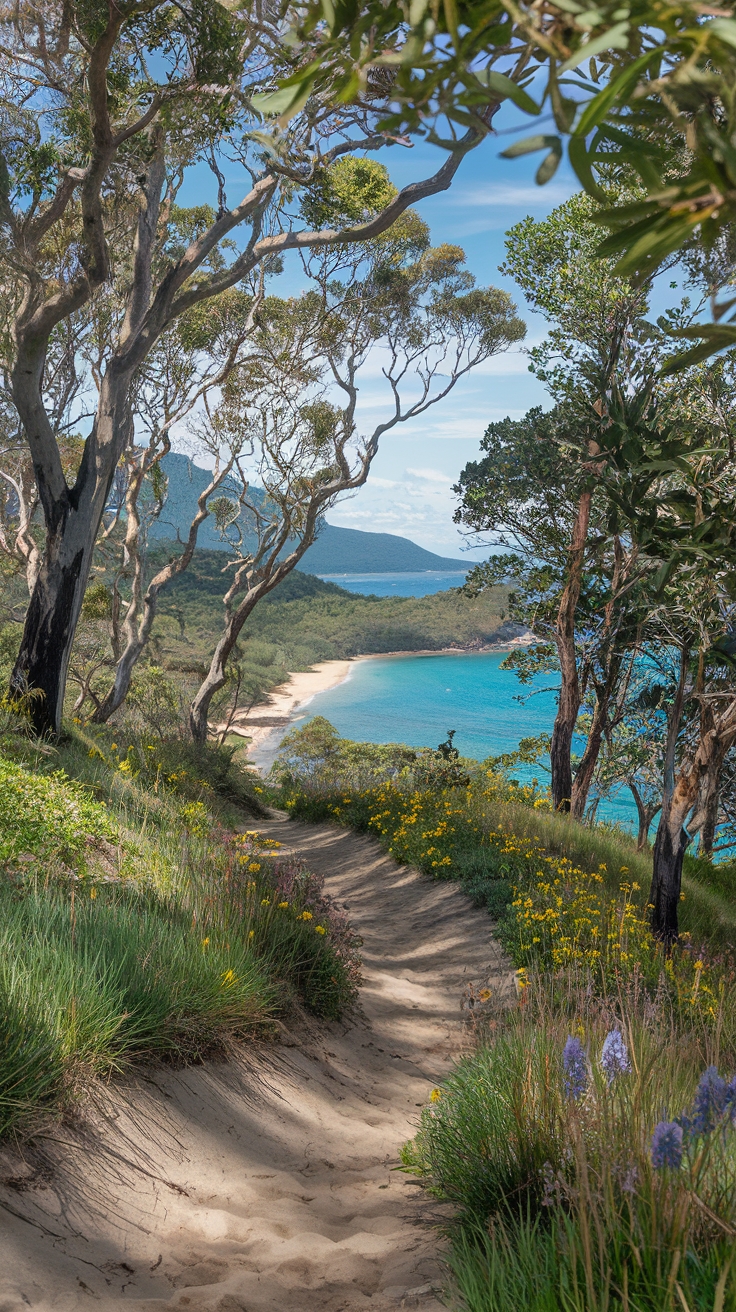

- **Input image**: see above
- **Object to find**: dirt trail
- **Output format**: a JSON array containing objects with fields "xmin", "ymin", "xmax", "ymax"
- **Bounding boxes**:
[{"xmin": 0, "ymin": 818, "xmax": 510, "ymax": 1312}]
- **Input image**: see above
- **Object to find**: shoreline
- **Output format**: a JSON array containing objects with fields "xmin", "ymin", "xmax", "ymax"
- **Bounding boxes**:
[
  {"xmin": 220, "ymin": 658, "xmax": 355, "ymax": 758},
  {"xmin": 221, "ymin": 634, "xmax": 534, "ymax": 768}
]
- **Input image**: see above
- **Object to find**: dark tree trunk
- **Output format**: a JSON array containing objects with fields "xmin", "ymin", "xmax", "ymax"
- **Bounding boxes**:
[
  {"xmin": 9, "ymin": 372, "xmax": 130, "ymax": 736},
  {"xmin": 570, "ymin": 697, "xmax": 605, "ymax": 821},
  {"xmin": 551, "ymin": 489, "xmax": 591, "ymax": 812},
  {"xmin": 698, "ymin": 790, "xmax": 720, "ymax": 859},
  {"xmin": 10, "ymin": 531, "xmax": 89, "ymax": 736},
  {"xmin": 650, "ymin": 805, "xmax": 689, "ymax": 945}
]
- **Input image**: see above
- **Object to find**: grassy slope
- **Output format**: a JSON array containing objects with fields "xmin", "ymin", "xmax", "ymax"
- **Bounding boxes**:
[{"xmin": 0, "ymin": 718, "xmax": 359, "ymax": 1139}]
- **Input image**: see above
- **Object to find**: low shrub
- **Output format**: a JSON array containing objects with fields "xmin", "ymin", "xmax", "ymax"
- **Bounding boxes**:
[{"xmin": 0, "ymin": 754, "xmax": 115, "ymax": 871}]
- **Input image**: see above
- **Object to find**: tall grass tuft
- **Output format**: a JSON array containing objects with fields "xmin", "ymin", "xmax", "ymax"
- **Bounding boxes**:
[
  {"xmin": 0, "ymin": 881, "xmax": 272, "ymax": 1136},
  {"xmin": 404, "ymin": 980, "xmax": 736, "ymax": 1311},
  {"xmin": 0, "ymin": 722, "xmax": 361, "ymax": 1139}
]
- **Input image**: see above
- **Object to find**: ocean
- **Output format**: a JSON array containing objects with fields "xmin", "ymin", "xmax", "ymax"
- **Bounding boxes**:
[
  {"xmin": 258, "ymin": 649, "xmax": 638, "ymax": 833},
  {"xmin": 316, "ymin": 571, "xmax": 469, "ymax": 597}
]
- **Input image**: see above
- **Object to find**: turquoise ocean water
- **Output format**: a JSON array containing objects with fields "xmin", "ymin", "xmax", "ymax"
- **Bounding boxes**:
[
  {"xmin": 258, "ymin": 649, "xmax": 637, "ymax": 832},
  {"xmin": 316, "ymin": 571, "xmax": 468, "ymax": 597}
]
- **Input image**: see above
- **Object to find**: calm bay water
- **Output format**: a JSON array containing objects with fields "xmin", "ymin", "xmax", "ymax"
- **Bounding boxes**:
[
  {"xmin": 263, "ymin": 650, "xmax": 637, "ymax": 832},
  {"xmin": 316, "ymin": 571, "xmax": 468, "ymax": 597}
]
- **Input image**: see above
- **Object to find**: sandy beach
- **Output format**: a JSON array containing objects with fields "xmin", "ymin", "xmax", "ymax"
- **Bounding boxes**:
[
  {"xmin": 219, "ymin": 659, "xmax": 355, "ymax": 758},
  {"xmin": 221, "ymin": 631, "xmax": 535, "ymax": 770}
]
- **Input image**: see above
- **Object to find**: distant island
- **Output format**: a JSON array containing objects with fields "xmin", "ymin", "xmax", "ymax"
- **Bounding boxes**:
[{"xmin": 148, "ymin": 453, "xmax": 469, "ymax": 574}]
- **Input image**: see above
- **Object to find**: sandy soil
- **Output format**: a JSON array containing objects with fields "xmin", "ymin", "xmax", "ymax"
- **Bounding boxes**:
[
  {"xmin": 219, "ymin": 660, "xmax": 355, "ymax": 755},
  {"xmin": 0, "ymin": 817, "xmax": 511, "ymax": 1312}
]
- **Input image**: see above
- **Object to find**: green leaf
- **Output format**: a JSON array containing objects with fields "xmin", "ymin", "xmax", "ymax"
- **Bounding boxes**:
[
  {"xmin": 612, "ymin": 211, "xmax": 707, "ymax": 276},
  {"xmin": 536, "ymin": 140, "xmax": 563, "ymax": 184},
  {"xmin": 475, "ymin": 70, "xmax": 540, "ymax": 116},
  {"xmin": 709, "ymin": 18, "xmax": 736, "ymax": 49},
  {"xmin": 409, "ymin": 0, "xmax": 429, "ymax": 23},
  {"xmin": 559, "ymin": 19, "xmax": 631, "ymax": 73},
  {"xmin": 568, "ymin": 134, "xmax": 607, "ymax": 200},
  {"xmin": 500, "ymin": 133, "xmax": 561, "ymax": 160},
  {"xmin": 252, "ymin": 74, "xmax": 316, "ymax": 121},
  {"xmin": 572, "ymin": 44, "xmax": 662, "ymax": 134},
  {"xmin": 661, "ymin": 325, "xmax": 736, "ymax": 374}
]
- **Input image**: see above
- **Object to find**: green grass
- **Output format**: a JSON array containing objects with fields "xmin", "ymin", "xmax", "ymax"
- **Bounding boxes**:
[
  {"xmin": 0, "ymin": 715, "xmax": 360, "ymax": 1138},
  {"xmin": 0, "ymin": 883, "xmax": 271, "ymax": 1135},
  {"xmin": 403, "ymin": 982, "xmax": 736, "ymax": 1311}
]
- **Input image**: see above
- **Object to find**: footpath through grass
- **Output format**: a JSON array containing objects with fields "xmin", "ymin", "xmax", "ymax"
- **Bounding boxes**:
[
  {"xmin": 271, "ymin": 718, "xmax": 736, "ymax": 1312},
  {"xmin": 0, "ymin": 711, "xmax": 360, "ymax": 1140}
]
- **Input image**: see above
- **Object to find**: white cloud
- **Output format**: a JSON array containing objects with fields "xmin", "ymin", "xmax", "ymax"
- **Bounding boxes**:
[
  {"xmin": 405, "ymin": 467, "xmax": 451, "ymax": 483},
  {"xmin": 446, "ymin": 182, "xmax": 575, "ymax": 210},
  {"xmin": 365, "ymin": 475, "xmax": 400, "ymax": 489}
]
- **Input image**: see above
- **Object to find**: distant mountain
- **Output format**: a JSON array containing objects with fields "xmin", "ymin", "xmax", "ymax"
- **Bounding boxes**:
[
  {"xmin": 148, "ymin": 452, "xmax": 469, "ymax": 574},
  {"xmin": 146, "ymin": 453, "xmax": 248, "ymax": 553},
  {"xmin": 297, "ymin": 524, "xmax": 468, "ymax": 573}
]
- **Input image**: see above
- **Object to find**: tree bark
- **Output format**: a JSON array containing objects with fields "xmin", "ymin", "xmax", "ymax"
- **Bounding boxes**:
[
  {"xmin": 9, "ymin": 369, "xmax": 132, "ymax": 734},
  {"xmin": 570, "ymin": 695, "xmax": 606, "ymax": 821},
  {"xmin": 551, "ymin": 488, "xmax": 591, "ymax": 812},
  {"xmin": 189, "ymin": 584, "xmax": 270, "ymax": 742},
  {"xmin": 91, "ymin": 452, "xmax": 233, "ymax": 724},
  {"xmin": 629, "ymin": 783, "xmax": 660, "ymax": 851},
  {"xmin": 689, "ymin": 704, "xmax": 729, "ymax": 858},
  {"xmin": 650, "ymin": 800, "xmax": 690, "ymax": 945}
]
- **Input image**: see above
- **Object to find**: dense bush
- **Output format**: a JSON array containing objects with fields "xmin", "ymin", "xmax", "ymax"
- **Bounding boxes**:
[{"xmin": 0, "ymin": 754, "xmax": 115, "ymax": 870}]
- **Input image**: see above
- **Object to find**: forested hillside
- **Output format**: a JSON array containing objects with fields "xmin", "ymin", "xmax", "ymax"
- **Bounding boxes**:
[
  {"xmin": 148, "ymin": 454, "xmax": 468, "ymax": 572},
  {"xmin": 147, "ymin": 549, "xmax": 512, "ymax": 703}
]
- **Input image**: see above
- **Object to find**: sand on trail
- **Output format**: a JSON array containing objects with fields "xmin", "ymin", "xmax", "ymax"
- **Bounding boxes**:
[{"xmin": 0, "ymin": 817, "xmax": 511, "ymax": 1312}]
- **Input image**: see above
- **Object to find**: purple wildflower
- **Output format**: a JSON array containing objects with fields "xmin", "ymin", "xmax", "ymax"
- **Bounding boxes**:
[
  {"xmin": 600, "ymin": 1029, "xmax": 631, "ymax": 1084},
  {"xmin": 651, "ymin": 1121, "xmax": 684, "ymax": 1170},
  {"xmin": 563, "ymin": 1035, "xmax": 587, "ymax": 1100},
  {"xmin": 691, "ymin": 1066, "xmax": 728, "ymax": 1136}
]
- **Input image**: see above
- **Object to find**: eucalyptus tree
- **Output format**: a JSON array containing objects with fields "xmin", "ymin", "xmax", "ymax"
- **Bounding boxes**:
[
  {"xmin": 87, "ymin": 279, "xmax": 268, "ymax": 724},
  {"xmin": 0, "ymin": 2, "xmax": 486, "ymax": 736},
  {"xmin": 255, "ymin": 0, "xmax": 736, "ymax": 349},
  {"xmin": 187, "ymin": 218, "xmax": 524, "ymax": 740},
  {"xmin": 456, "ymin": 403, "xmax": 645, "ymax": 817}
]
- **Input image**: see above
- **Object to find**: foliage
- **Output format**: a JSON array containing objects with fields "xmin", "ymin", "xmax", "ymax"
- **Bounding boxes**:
[
  {"xmin": 0, "ymin": 754, "xmax": 115, "ymax": 871},
  {"xmin": 262, "ymin": 0, "xmax": 736, "ymax": 357},
  {"xmin": 404, "ymin": 985, "xmax": 736, "ymax": 1311},
  {"xmin": 0, "ymin": 726, "xmax": 360, "ymax": 1138}
]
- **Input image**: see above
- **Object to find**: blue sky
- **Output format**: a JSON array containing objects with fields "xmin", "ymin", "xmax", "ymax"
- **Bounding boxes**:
[
  {"xmin": 315, "ymin": 134, "xmax": 579, "ymax": 557},
  {"xmin": 178, "ymin": 122, "xmax": 580, "ymax": 559}
]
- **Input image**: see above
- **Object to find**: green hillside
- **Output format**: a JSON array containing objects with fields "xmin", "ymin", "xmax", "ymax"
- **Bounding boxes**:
[
  {"xmin": 297, "ymin": 523, "xmax": 468, "ymax": 573},
  {"xmin": 151, "ymin": 453, "xmax": 469, "ymax": 572},
  {"xmin": 147, "ymin": 548, "xmax": 512, "ymax": 705}
]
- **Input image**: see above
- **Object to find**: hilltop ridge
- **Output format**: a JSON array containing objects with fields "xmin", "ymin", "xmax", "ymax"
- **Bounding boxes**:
[{"xmin": 149, "ymin": 453, "xmax": 469, "ymax": 574}]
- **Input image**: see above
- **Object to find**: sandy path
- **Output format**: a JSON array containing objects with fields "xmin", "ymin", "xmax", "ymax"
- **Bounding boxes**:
[{"xmin": 0, "ymin": 818, "xmax": 510, "ymax": 1312}]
